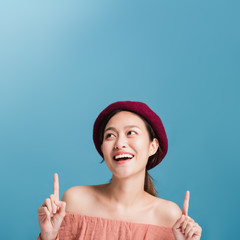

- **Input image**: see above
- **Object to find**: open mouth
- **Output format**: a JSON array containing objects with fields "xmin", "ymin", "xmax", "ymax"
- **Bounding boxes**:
[{"xmin": 113, "ymin": 154, "xmax": 134, "ymax": 162}]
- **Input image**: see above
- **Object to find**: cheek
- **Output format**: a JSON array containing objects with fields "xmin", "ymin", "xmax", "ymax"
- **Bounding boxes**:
[
  {"xmin": 131, "ymin": 138, "xmax": 151, "ymax": 153},
  {"xmin": 101, "ymin": 141, "xmax": 113, "ymax": 156}
]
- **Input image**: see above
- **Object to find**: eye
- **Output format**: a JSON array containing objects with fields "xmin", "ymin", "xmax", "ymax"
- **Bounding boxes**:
[
  {"xmin": 105, "ymin": 133, "xmax": 115, "ymax": 139},
  {"xmin": 128, "ymin": 130, "xmax": 136, "ymax": 135}
]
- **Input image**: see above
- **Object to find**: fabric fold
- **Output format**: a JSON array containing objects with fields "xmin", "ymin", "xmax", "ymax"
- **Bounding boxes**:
[{"xmin": 37, "ymin": 212, "xmax": 174, "ymax": 240}]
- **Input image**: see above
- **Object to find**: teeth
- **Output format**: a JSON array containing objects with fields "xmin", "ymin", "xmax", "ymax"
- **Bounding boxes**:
[{"xmin": 114, "ymin": 154, "xmax": 134, "ymax": 160}]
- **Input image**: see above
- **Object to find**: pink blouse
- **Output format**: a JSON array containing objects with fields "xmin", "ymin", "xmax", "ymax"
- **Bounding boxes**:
[{"xmin": 37, "ymin": 212, "xmax": 175, "ymax": 240}]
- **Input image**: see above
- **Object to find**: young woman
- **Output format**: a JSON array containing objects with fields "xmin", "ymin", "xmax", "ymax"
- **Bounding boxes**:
[{"xmin": 37, "ymin": 101, "xmax": 202, "ymax": 240}]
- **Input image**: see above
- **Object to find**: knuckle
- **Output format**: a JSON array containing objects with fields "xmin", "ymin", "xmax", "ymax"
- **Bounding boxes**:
[{"xmin": 45, "ymin": 209, "xmax": 50, "ymax": 216}]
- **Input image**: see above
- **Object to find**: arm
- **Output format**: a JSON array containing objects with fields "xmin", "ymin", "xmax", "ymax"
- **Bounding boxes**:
[{"xmin": 36, "ymin": 233, "xmax": 59, "ymax": 240}]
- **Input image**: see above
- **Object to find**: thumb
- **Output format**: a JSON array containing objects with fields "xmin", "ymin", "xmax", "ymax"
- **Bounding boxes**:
[
  {"xmin": 51, "ymin": 201, "xmax": 66, "ymax": 231},
  {"xmin": 173, "ymin": 214, "xmax": 185, "ymax": 230},
  {"xmin": 55, "ymin": 201, "xmax": 66, "ymax": 217}
]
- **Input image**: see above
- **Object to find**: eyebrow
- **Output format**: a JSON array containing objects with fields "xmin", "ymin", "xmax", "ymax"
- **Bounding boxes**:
[{"xmin": 104, "ymin": 125, "xmax": 141, "ymax": 133}]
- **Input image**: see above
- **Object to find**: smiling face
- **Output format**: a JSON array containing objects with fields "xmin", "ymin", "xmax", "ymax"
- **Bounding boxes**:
[{"xmin": 101, "ymin": 111, "xmax": 159, "ymax": 179}]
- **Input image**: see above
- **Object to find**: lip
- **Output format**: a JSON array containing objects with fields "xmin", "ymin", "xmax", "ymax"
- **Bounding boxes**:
[
  {"xmin": 112, "ymin": 151, "xmax": 135, "ymax": 165},
  {"xmin": 113, "ymin": 151, "xmax": 134, "ymax": 158},
  {"xmin": 115, "ymin": 159, "xmax": 133, "ymax": 165}
]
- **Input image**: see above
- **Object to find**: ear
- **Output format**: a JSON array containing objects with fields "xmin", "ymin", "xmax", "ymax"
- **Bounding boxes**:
[{"xmin": 149, "ymin": 138, "xmax": 159, "ymax": 156}]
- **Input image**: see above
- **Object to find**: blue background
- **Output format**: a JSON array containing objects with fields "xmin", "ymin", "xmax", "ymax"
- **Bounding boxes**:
[{"xmin": 0, "ymin": 1, "xmax": 239, "ymax": 239}]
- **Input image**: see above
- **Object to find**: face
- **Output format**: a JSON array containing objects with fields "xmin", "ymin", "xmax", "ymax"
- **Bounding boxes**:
[{"xmin": 101, "ymin": 111, "xmax": 159, "ymax": 179}]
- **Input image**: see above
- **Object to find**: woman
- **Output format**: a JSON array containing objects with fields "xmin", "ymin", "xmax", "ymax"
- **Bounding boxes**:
[{"xmin": 37, "ymin": 101, "xmax": 202, "ymax": 240}]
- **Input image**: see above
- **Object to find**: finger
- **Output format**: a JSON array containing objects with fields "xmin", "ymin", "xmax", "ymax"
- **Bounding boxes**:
[
  {"xmin": 187, "ymin": 221, "xmax": 202, "ymax": 239},
  {"xmin": 39, "ymin": 198, "xmax": 52, "ymax": 219},
  {"xmin": 182, "ymin": 190, "xmax": 190, "ymax": 216},
  {"xmin": 184, "ymin": 222, "xmax": 193, "ymax": 237},
  {"xmin": 187, "ymin": 226, "xmax": 198, "ymax": 239},
  {"xmin": 58, "ymin": 201, "xmax": 66, "ymax": 217},
  {"xmin": 50, "ymin": 194, "xmax": 57, "ymax": 214},
  {"xmin": 38, "ymin": 206, "xmax": 51, "ymax": 221},
  {"xmin": 55, "ymin": 200, "xmax": 61, "ymax": 212},
  {"xmin": 43, "ymin": 198, "xmax": 52, "ymax": 215},
  {"xmin": 172, "ymin": 215, "xmax": 185, "ymax": 230},
  {"xmin": 53, "ymin": 173, "xmax": 59, "ymax": 200},
  {"xmin": 181, "ymin": 216, "xmax": 190, "ymax": 233}
]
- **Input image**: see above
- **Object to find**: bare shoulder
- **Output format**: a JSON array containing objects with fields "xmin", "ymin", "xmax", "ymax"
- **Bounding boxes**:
[
  {"xmin": 61, "ymin": 185, "xmax": 101, "ymax": 213},
  {"xmin": 153, "ymin": 197, "xmax": 182, "ymax": 227},
  {"xmin": 61, "ymin": 185, "xmax": 92, "ymax": 201}
]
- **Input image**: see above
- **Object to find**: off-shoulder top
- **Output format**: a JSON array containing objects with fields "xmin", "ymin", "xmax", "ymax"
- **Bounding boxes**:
[{"xmin": 37, "ymin": 212, "xmax": 175, "ymax": 240}]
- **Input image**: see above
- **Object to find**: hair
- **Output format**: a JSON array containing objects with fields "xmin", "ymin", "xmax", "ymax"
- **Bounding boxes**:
[{"xmin": 98, "ymin": 109, "xmax": 161, "ymax": 197}]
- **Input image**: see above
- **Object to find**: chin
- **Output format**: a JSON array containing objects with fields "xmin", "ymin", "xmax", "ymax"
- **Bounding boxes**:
[{"xmin": 112, "ymin": 169, "xmax": 145, "ymax": 180}]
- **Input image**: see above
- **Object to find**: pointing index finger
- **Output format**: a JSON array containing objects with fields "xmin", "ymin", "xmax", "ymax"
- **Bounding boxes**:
[
  {"xmin": 53, "ymin": 173, "xmax": 59, "ymax": 200},
  {"xmin": 182, "ymin": 190, "xmax": 190, "ymax": 216}
]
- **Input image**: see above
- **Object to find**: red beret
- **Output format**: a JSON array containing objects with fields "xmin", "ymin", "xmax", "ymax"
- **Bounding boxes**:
[{"xmin": 93, "ymin": 101, "xmax": 168, "ymax": 169}]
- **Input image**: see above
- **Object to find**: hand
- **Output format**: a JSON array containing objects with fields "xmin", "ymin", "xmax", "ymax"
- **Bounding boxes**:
[
  {"xmin": 172, "ymin": 191, "xmax": 202, "ymax": 240},
  {"xmin": 38, "ymin": 173, "xmax": 66, "ymax": 240}
]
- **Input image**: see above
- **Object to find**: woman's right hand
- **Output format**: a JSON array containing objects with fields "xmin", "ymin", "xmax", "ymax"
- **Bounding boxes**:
[{"xmin": 38, "ymin": 173, "xmax": 66, "ymax": 240}]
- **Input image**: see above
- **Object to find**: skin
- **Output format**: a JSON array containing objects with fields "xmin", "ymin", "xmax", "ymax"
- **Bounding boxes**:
[
  {"xmin": 38, "ymin": 173, "xmax": 66, "ymax": 240},
  {"xmin": 173, "ymin": 191, "xmax": 202, "ymax": 240},
  {"xmin": 38, "ymin": 111, "xmax": 202, "ymax": 240}
]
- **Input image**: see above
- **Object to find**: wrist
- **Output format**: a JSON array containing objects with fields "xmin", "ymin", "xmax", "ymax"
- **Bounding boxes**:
[{"xmin": 40, "ymin": 232, "xmax": 58, "ymax": 240}]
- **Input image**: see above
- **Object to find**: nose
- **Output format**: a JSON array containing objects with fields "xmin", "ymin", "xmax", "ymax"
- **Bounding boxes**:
[{"xmin": 114, "ymin": 135, "xmax": 127, "ymax": 150}]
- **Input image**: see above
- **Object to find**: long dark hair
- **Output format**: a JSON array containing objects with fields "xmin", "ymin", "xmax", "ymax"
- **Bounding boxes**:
[{"xmin": 98, "ymin": 109, "xmax": 161, "ymax": 196}]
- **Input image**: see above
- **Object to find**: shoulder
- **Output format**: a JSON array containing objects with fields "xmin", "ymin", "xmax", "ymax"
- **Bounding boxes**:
[
  {"xmin": 61, "ymin": 185, "xmax": 100, "ymax": 213},
  {"xmin": 62, "ymin": 185, "xmax": 93, "ymax": 199},
  {"xmin": 153, "ymin": 197, "xmax": 182, "ymax": 227}
]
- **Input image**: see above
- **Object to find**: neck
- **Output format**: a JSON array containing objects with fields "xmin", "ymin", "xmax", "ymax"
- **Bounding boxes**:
[{"xmin": 105, "ymin": 171, "xmax": 148, "ymax": 209}]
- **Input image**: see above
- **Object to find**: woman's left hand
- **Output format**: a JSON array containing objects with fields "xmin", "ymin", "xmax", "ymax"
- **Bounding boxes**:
[{"xmin": 172, "ymin": 191, "xmax": 202, "ymax": 240}]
